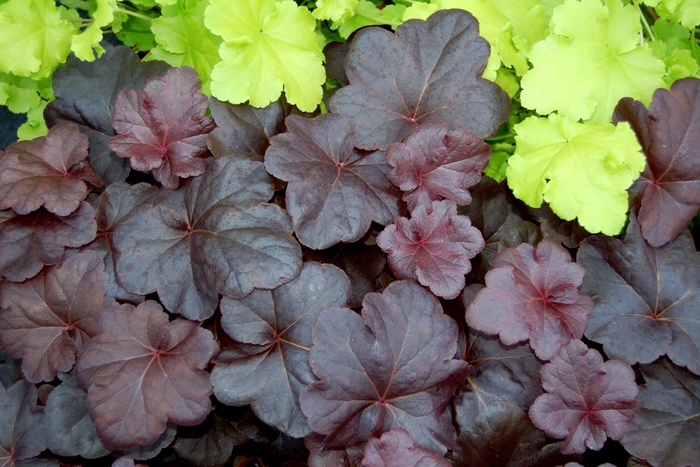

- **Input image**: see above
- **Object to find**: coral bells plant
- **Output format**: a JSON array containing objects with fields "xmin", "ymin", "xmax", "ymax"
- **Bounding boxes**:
[{"xmin": 0, "ymin": 2, "xmax": 699, "ymax": 466}]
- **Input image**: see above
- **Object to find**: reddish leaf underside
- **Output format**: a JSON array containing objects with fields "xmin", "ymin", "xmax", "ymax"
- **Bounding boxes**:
[
  {"xmin": 465, "ymin": 237, "xmax": 593, "ymax": 361},
  {"xmin": 362, "ymin": 429, "xmax": 451, "ymax": 467},
  {"xmin": 109, "ymin": 66, "xmax": 215, "ymax": 189},
  {"xmin": 265, "ymin": 113, "xmax": 401, "ymax": 250},
  {"xmin": 385, "ymin": 123, "xmax": 491, "ymax": 212},
  {"xmin": 0, "ymin": 202, "xmax": 97, "ymax": 282},
  {"xmin": 613, "ymin": 77, "xmax": 700, "ymax": 247},
  {"xmin": 75, "ymin": 300, "xmax": 218, "ymax": 450},
  {"xmin": 299, "ymin": 280, "xmax": 471, "ymax": 455},
  {"xmin": 0, "ymin": 251, "xmax": 112, "ymax": 383},
  {"xmin": 0, "ymin": 123, "xmax": 102, "ymax": 217},
  {"xmin": 329, "ymin": 9, "xmax": 510, "ymax": 151},
  {"xmin": 528, "ymin": 340, "xmax": 641, "ymax": 455},
  {"xmin": 377, "ymin": 200, "xmax": 484, "ymax": 299}
]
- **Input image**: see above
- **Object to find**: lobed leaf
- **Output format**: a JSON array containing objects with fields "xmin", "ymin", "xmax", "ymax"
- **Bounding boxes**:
[
  {"xmin": 329, "ymin": 9, "xmax": 510, "ymax": 150},
  {"xmin": 265, "ymin": 114, "xmax": 401, "ymax": 249},
  {"xmin": 528, "ymin": 340, "xmax": 641, "ymax": 455},
  {"xmin": 0, "ymin": 123, "xmax": 102, "ymax": 216},
  {"xmin": 377, "ymin": 200, "xmax": 484, "ymax": 299},
  {"xmin": 613, "ymin": 77, "xmax": 700, "ymax": 247},
  {"xmin": 109, "ymin": 67, "xmax": 215, "ymax": 189},
  {"xmin": 362, "ymin": 429, "xmax": 451, "ymax": 467},
  {"xmin": 0, "ymin": 380, "xmax": 50, "ymax": 466},
  {"xmin": 300, "ymin": 280, "xmax": 471, "ymax": 454},
  {"xmin": 75, "ymin": 300, "xmax": 219, "ymax": 450},
  {"xmin": 465, "ymin": 237, "xmax": 593, "ymax": 360},
  {"xmin": 0, "ymin": 251, "xmax": 113, "ymax": 383}
]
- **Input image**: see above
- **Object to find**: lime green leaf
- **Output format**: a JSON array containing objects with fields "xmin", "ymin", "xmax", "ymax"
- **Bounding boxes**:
[
  {"xmin": 71, "ymin": 0, "xmax": 117, "ymax": 61},
  {"xmin": 646, "ymin": 0, "xmax": 700, "ymax": 29},
  {"xmin": 337, "ymin": 0, "xmax": 405, "ymax": 38},
  {"xmin": 205, "ymin": 0, "xmax": 325, "ymax": 112},
  {"xmin": 115, "ymin": 14, "xmax": 156, "ymax": 52},
  {"xmin": 313, "ymin": 0, "xmax": 358, "ymax": 24},
  {"xmin": 0, "ymin": 0, "xmax": 75, "ymax": 79},
  {"xmin": 402, "ymin": 2, "xmax": 438, "ymax": 21},
  {"xmin": 150, "ymin": 0, "xmax": 222, "ymax": 95},
  {"xmin": 520, "ymin": 0, "xmax": 666, "ymax": 123},
  {"xmin": 17, "ymin": 100, "xmax": 50, "ymax": 141},
  {"xmin": 0, "ymin": 73, "xmax": 51, "ymax": 113},
  {"xmin": 506, "ymin": 114, "xmax": 645, "ymax": 235}
]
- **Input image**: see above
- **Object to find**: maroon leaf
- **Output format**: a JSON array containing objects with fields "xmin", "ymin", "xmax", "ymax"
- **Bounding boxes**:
[
  {"xmin": 82, "ymin": 182, "xmax": 158, "ymax": 302},
  {"xmin": 0, "ymin": 381, "xmax": 49, "ymax": 466},
  {"xmin": 578, "ymin": 212, "xmax": 700, "ymax": 375},
  {"xmin": 265, "ymin": 113, "xmax": 402, "ymax": 249},
  {"xmin": 0, "ymin": 202, "xmax": 97, "ymax": 282},
  {"xmin": 465, "ymin": 237, "xmax": 593, "ymax": 360},
  {"xmin": 207, "ymin": 98, "xmax": 293, "ymax": 160},
  {"xmin": 0, "ymin": 251, "xmax": 113, "ymax": 383},
  {"xmin": 113, "ymin": 156, "xmax": 302, "ymax": 320},
  {"xmin": 109, "ymin": 67, "xmax": 215, "ymax": 189},
  {"xmin": 0, "ymin": 123, "xmax": 102, "ymax": 216},
  {"xmin": 45, "ymin": 45, "xmax": 171, "ymax": 184},
  {"xmin": 74, "ymin": 300, "xmax": 218, "ymax": 450},
  {"xmin": 329, "ymin": 10, "xmax": 510, "ymax": 150},
  {"xmin": 377, "ymin": 200, "xmax": 484, "ymax": 299},
  {"xmin": 528, "ymin": 340, "xmax": 641, "ymax": 455},
  {"xmin": 613, "ymin": 78, "xmax": 700, "ymax": 247},
  {"xmin": 299, "ymin": 280, "xmax": 471, "ymax": 454},
  {"xmin": 211, "ymin": 262, "xmax": 351, "ymax": 437},
  {"xmin": 621, "ymin": 359, "xmax": 700, "ymax": 467},
  {"xmin": 362, "ymin": 429, "xmax": 451, "ymax": 467},
  {"xmin": 385, "ymin": 124, "xmax": 491, "ymax": 211},
  {"xmin": 305, "ymin": 433, "xmax": 364, "ymax": 467}
]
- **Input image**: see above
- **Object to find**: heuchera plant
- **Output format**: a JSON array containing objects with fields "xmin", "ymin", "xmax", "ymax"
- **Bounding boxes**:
[{"xmin": 0, "ymin": 5, "xmax": 699, "ymax": 467}]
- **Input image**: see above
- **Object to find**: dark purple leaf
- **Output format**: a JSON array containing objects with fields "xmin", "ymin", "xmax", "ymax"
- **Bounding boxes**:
[
  {"xmin": 0, "ymin": 123, "xmax": 102, "ymax": 216},
  {"xmin": 613, "ymin": 77, "xmax": 700, "ymax": 247},
  {"xmin": 329, "ymin": 9, "xmax": 510, "ymax": 150},
  {"xmin": 109, "ymin": 67, "xmax": 215, "ymax": 189},
  {"xmin": 527, "ymin": 205, "xmax": 590, "ymax": 249},
  {"xmin": 452, "ymin": 322, "xmax": 543, "ymax": 432},
  {"xmin": 0, "ymin": 251, "xmax": 113, "ymax": 382},
  {"xmin": 465, "ymin": 237, "xmax": 593, "ymax": 360},
  {"xmin": 377, "ymin": 200, "xmax": 484, "ymax": 299},
  {"xmin": 299, "ymin": 280, "xmax": 471, "ymax": 454},
  {"xmin": 385, "ymin": 124, "xmax": 491, "ymax": 211},
  {"xmin": 119, "ymin": 425, "xmax": 176, "ymax": 461},
  {"xmin": 578, "ymin": 212, "xmax": 700, "ymax": 374},
  {"xmin": 362, "ymin": 429, "xmax": 451, "ymax": 467},
  {"xmin": 621, "ymin": 359, "xmax": 700, "ymax": 467},
  {"xmin": 113, "ymin": 156, "xmax": 302, "ymax": 320},
  {"xmin": 0, "ymin": 202, "xmax": 97, "ymax": 282},
  {"xmin": 45, "ymin": 372, "xmax": 110, "ymax": 459},
  {"xmin": 82, "ymin": 182, "xmax": 158, "ymax": 302},
  {"xmin": 45, "ymin": 45, "xmax": 171, "ymax": 184},
  {"xmin": 452, "ymin": 402, "xmax": 579, "ymax": 467},
  {"xmin": 212, "ymin": 262, "xmax": 351, "ymax": 437},
  {"xmin": 265, "ymin": 113, "xmax": 402, "ymax": 249},
  {"xmin": 0, "ymin": 381, "xmax": 49, "ymax": 466},
  {"xmin": 305, "ymin": 433, "xmax": 364, "ymax": 467},
  {"xmin": 207, "ymin": 98, "xmax": 293, "ymax": 160},
  {"xmin": 529, "ymin": 340, "xmax": 641, "ymax": 455},
  {"xmin": 74, "ymin": 300, "xmax": 218, "ymax": 450}
]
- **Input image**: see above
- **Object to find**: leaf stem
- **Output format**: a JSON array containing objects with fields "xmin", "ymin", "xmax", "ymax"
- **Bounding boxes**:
[
  {"xmin": 633, "ymin": 0, "xmax": 656, "ymax": 42},
  {"xmin": 114, "ymin": 5, "xmax": 153, "ymax": 22},
  {"xmin": 485, "ymin": 133, "xmax": 516, "ymax": 142}
]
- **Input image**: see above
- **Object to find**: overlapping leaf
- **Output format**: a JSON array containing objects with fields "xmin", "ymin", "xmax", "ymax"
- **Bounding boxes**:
[
  {"xmin": 265, "ymin": 114, "xmax": 401, "ymax": 249},
  {"xmin": 109, "ymin": 67, "xmax": 215, "ymax": 189},
  {"xmin": 362, "ymin": 429, "xmax": 451, "ymax": 467},
  {"xmin": 113, "ymin": 156, "xmax": 302, "ymax": 320},
  {"xmin": 377, "ymin": 200, "xmax": 484, "ymax": 299},
  {"xmin": 0, "ymin": 381, "xmax": 49, "ymax": 466},
  {"xmin": 465, "ymin": 237, "xmax": 593, "ymax": 360},
  {"xmin": 613, "ymin": 77, "xmax": 700, "ymax": 247},
  {"xmin": 0, "ymin": 251, "xmax": 112, "ymax": 383},
  {"xmin": 212, "ymin": 262, "xmax": 351, "ymax": 437},
  {"xmin": 329, "ymin": 9, "xmax": 510, "ymax": 150},
  {"xmin": 0, "ymin": 202, "xmax": 97, "ymax": 282},
  {"xmin": 577, "ymin": 212, "xmax": 700, "ymax": 375},
  {"xmin": 300, "ymin": 280, "xmax": 471, "ymax": 454},
  {"xmin": 385, "ymin": 124, "xmax": 491, "ymax": 211},
  {"xmin": 621, "ymin": 359, "xmax": 700, "ymax": 467},
  {"xmin": 529, "ymin": 340, "xmax": 641, "ymax": 455},
  {"xmin": 44, "ymin": 46, "xmax": 171, "ymax": 183},
  {"xmin": 0, "ymin": 123, "xmax": 102, "ymax": 216},
  {"xmin": 75, "ymin": 300, "xmax": 218, "ymax": 450}
]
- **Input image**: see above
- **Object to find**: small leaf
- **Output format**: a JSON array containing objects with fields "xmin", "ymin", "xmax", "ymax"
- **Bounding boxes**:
[
  {"xmin": 528, "ymin": 340, "xmax": 641, "ymax": 455},
  {"xmin": 0, "ymin": 381, "xmax": 50, "ymax": 466}
]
